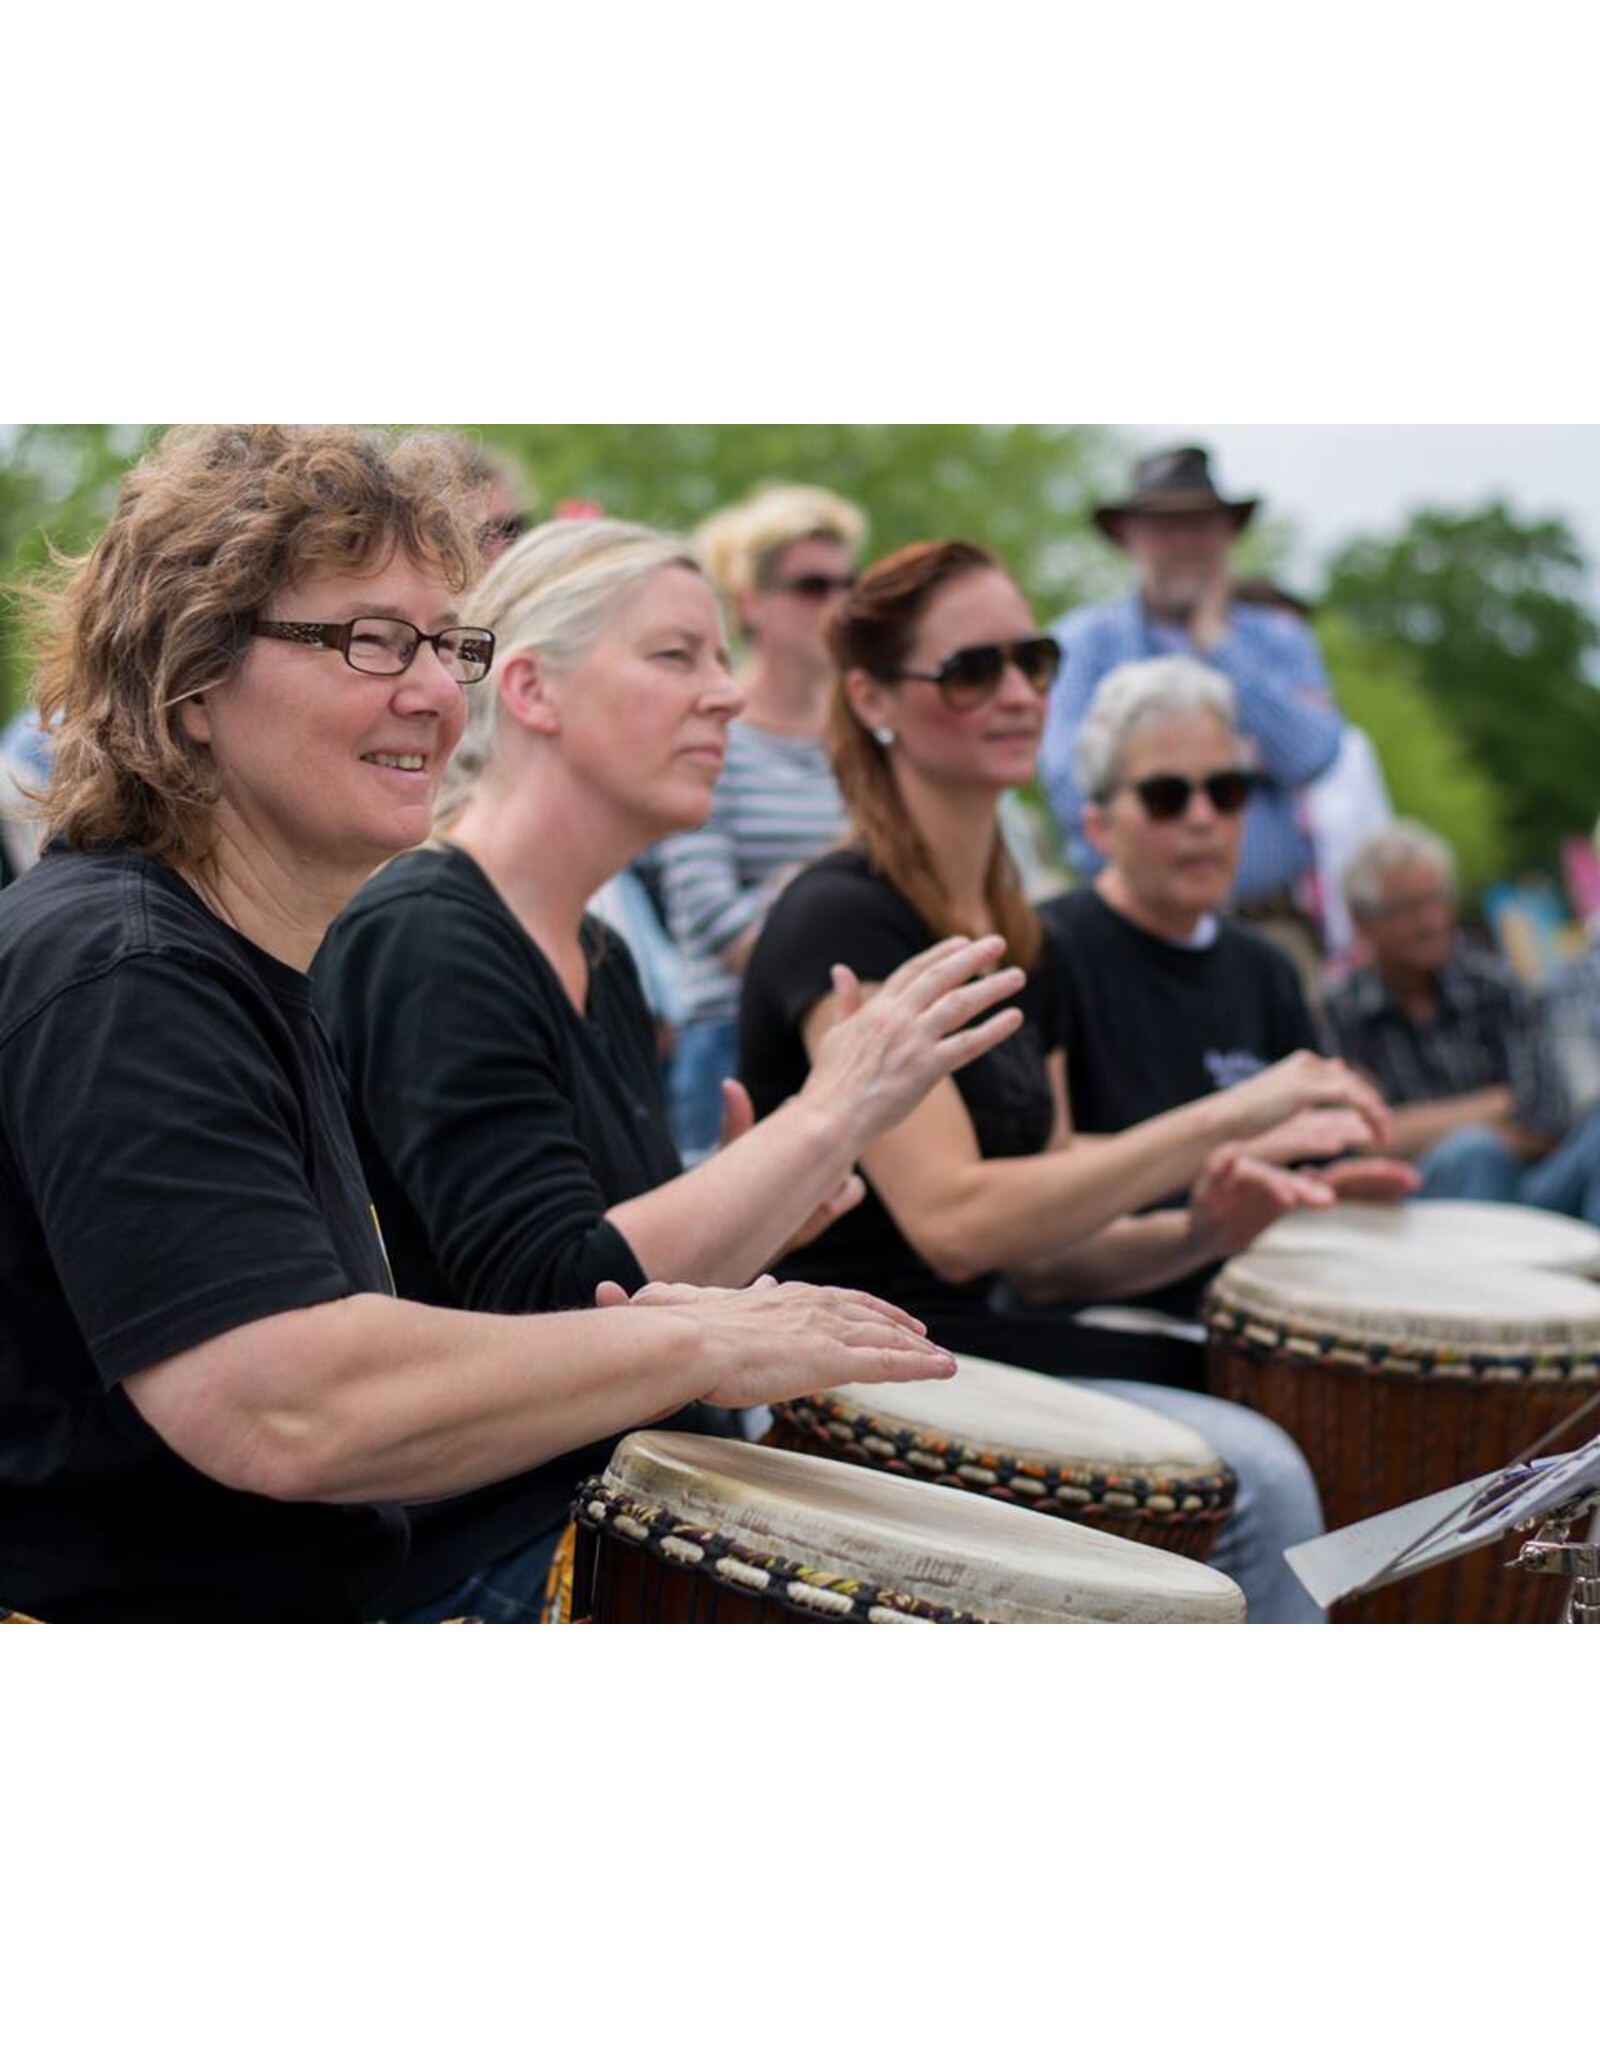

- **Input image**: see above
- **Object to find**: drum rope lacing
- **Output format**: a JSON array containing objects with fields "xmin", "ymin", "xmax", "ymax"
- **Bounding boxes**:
[
  {"xmin": 573, "ymin": 1477, "xmax": 985, "ymax": 1624},
  {"xmin": 771, "ymin": 1398, "xmax": 1237, "ymax": 1522},
  {"xmin": 1207, "ymin": 1299, "xmax": 1600, "ymax": 1384}
]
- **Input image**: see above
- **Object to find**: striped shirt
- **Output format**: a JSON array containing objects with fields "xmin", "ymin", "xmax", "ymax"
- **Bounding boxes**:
[
  {"xmin": 1321, "ymin": 947, "xmax": 1571, "ymax": 1135},
  {"xmin": 1543, "ymin": 946, "xmax": 1600, "ymax": 1114},
  {"xmin": 655, "ymin": 720, "xmax": 846, "ymax": 1028},
  {"xmin": 1038, "ymin": 593, "xmax": 1344, "ymax": 905}
]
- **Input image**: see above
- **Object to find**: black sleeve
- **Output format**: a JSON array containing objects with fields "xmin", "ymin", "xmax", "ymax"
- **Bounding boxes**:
[
  {"xmin": 314, "ymin": 889, "xmax": 650, "ymax": 1314},
  {"xmin": 753, "ymin": 861, "xmax": 932, "ymax": 1032},
  {"xmin": 2, "ymin": 955, "xmax": 361, "ymax": 1385},
  {"xmin": 1263, "ymin": 945, "xmax": 1319, "ymax": 1056}
]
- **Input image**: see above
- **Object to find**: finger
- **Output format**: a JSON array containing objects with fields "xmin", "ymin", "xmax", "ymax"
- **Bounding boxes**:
[
  {"xmin": 814, "ymin": 1285, "xmax": 929, "ymax": 1334},
  {"xmin": 718, "ymin": 1078, "xmax": 756, "ymax": 1150},
  {"xmin": 926, "ymin": 1006, "xmax": 1027, "ymax": 1074},
  {"xmin": 837, "ymin": 1344, "xmax": 959, "ymax": 1383},
  {"xmin": 593, "ymin": 1280, "xmax": 632, "ymax": 1309},
  {"xmin": 895, "ymin": 934, "xmax": 1012, "ymax": 1010},
  {"xmin": 829, "ymin": 962, "xmax": 864, "ymax": 1023},
  {"xmin": 917, "ymin": 965, "xmax": 1029, "ymax": 1038},
  {"xmin": 877, "ymin": 933, "xmax": 989, "ymax": 999}
]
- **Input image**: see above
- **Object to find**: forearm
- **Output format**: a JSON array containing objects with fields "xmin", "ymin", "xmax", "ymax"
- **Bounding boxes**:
[
  {"xmin": 609, "ymin": 1094, "xmax": 857, "ymax": 1286},
  {"xmin": 1004, "ymin": 1210, "xmax": 1206, "ymax": 1304},
  {"xmin": 1388, "ymin": 1089, "xmax": 1514, "ymax": 1158},
  {"xmin": 128, "ymin": 1293, "xmax": 712, "ymax": 1507},
  {"xmin": 884, "ymin": 1097, "xmax": 1237, "ymax": 1284}
]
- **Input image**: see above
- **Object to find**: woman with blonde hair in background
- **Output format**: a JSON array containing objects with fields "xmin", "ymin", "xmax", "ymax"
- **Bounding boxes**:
[
  {"xmin": 654, "ymin": 483, "xmax": 866, "ymax": 1159},
  {"xmin": 312, "ymin": 517, "xmax": 1023, "ymax": 1621}
]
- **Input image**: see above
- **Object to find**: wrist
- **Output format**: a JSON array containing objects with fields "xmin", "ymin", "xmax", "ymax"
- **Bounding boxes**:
[{"xmin": 791, "ymin": 1077, "xmax": 865, "ymax": 1163}]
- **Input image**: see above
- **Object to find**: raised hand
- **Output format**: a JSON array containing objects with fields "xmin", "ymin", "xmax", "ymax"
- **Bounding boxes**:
[
  {"xmin": 1186, "ymin": 1143, "xmax": 1335, "ymax": 1261},
  {"xmin": 1220, "ymin": 1050, "xmax": 1393, "ymax": 1150},
  {"xmin": 804, "ymin": 933, "xmax": 1026, "ymax": 1149}
]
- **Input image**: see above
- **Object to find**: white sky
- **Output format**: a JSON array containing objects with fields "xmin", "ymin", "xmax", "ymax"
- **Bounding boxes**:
[{"xmin": 1133, "ymin": 426, "xmax": 1600, "ymax": 599}]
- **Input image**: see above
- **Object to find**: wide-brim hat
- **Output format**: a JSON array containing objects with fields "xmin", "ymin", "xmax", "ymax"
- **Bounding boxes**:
[{"xmin": 1093, "ymin": 445, "xmax": 1259, "ymax": 543}]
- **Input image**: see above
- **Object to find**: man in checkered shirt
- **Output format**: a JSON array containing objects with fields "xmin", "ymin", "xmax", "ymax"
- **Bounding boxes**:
[{"xmin": 1322, "ymin": 822, "xmax": 1600, "ymax": 1220}]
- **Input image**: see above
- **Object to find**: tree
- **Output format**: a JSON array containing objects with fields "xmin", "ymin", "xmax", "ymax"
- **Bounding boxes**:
[
  {"xmin": 1323, "ymin": 503, "xmax": 1600, "ymax": 876},
  {"xmin": 0, "ymin": 425, "xmax": 158, "ymax": 716},
  {"xmin": 464, "ymin": 423, "xmax": 1128, "ymax": 620},
  {"xmin": 1315, "ymin": 611, "xmax": 1512, "ymax": 903}
]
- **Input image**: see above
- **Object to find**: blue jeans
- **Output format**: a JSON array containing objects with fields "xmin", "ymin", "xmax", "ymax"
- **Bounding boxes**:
[
  {"xmin": 394, "ymin": 1525, "xmax": 565, "ymax": 1624},
  {"xmin": 1418, "ymin": 1108, "xmax": 1600, "ymax": 1223},
  {"xmin": 666, "ymin": 1016, "xmax": 740, "ymax": 1165},
  {"xmin": 1079, "ymin": 1379, "xmax": 1327, "ymax": 1624}
]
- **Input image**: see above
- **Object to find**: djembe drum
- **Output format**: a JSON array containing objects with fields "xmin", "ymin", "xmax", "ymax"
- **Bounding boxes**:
[
  {"xmin": 570, "ymin": 1432, "xmax": 1245, "ymax": 1624},
  {"xmin": 1252, "ymin": 1199, "xmax": 1600, "ymax": 1279},
  {"xmin": 1206, "ymin": 1246, "xmax": 1600, "ymax": 1622},
  {"xmin": 766, "ymin": 1353, "xmax": 1234, "ymax": 1561}
]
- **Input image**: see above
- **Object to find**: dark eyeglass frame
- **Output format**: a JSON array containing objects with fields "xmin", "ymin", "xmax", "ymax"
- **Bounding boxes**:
[
  {"xmin": 770, "ymin": 573, "xmax": 857, "ymax": 602},
  {"xmin": 886, "ymin": 635, "xmax": 1062, "ymax": 711},
  {"xmin": 484, "ymin": 514, "xmax": 529, "ymax": 547},
  {"xmin": 1113, "ymin": 769, "xmax": 1258, "ymax": 822},
  {"xmin": 249, "ymin": 617, "xmax": 497, "ymax": 685}
]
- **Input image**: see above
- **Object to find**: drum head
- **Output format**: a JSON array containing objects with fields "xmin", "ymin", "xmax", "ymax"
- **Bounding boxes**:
[
  {"xmin": 1211, "ymin": 1244, "xmax": 1600, "ymax": 1355},
  {"xmin": 598, "ymin": 1433, "xmax": 1244, "ymax": 1624},
  {"xmin": 1254, "ymin": 1200, "xmax": 1600, "ymax": 1278},
  {"xmin": 815, "ymin": 1353, "xmax": 1222, "ymax": 1475}
]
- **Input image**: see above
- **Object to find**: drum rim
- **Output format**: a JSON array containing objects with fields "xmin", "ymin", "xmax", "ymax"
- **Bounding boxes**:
[
  {"xmin": 1206, "ymin": 1291, "xmax": 1600, "ymax": 1383},
  {"xmin": 573, "ymin": 1475, "xmax": 981, "ymax": 1624},
  {"xmin": 771, "ymin": 1395, "xmax": 1237, "ymax": 1521}
]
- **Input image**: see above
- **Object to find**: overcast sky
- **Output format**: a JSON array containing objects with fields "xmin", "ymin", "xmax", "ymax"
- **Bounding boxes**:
[{"xmin": 1131, "ymin": 426, "xmax": 1600, "ymax": 600}]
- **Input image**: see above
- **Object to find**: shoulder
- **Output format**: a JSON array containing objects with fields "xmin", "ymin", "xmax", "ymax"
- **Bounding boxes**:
[
  {"xmin": 0, "ymin": 847, "xmax": 259, "ymax": 1035},
  {"xmin": 1218, "ymin": 915, "xmax": 1303, "ymax": 984},
  {"xmin": 766, "ymin": 849, "xmax": 918, "ymax": 933},
  {"xmin": 1231, "ymin": 603, "xmax": 1323, "ymax": 663},
  {"xmin": 1048, "ymin": 594, "xmax": 1129, "ymax": 649}
]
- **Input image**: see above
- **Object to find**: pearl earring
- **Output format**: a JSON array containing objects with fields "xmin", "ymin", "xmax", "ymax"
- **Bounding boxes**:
[{"xmin": 873, "ymin": 726, "xmax": 896, "ymax": 749}]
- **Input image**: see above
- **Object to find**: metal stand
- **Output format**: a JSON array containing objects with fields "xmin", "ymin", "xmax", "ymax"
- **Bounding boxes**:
[{"xmin": 1512, "ymin": 1502, "xmax": 1600, "ymax": 1624}]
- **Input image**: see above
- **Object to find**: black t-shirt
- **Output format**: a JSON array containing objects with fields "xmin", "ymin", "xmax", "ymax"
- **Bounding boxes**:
[
  {"xmin": 739, "ymin": 849, "xmax": 1070, "ymax": 1357},
  {"xmin": 312, "ymin": 846, "xmax": 695, "ymax": 1612},
  {"xmin": 0, "ymin": 846, "xmax": 407, "ymax": 1621},
  {"xmin": 1038, "ymin": 886, "xmax": 1316, "ymax": 1318}
]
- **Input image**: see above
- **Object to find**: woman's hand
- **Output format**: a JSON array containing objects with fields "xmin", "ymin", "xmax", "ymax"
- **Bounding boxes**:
[
  {"xmin": 1219, "ymin": 1051, "xmax": 1393, "ymax": 1150},
  {"xmin": 1240, "ymin": 1105, "xmax": 1381, "ymax": 1166},
  {"xmin": 594, "ymin": 1272, "xmax": 956, "ymax": 1411},
  {"xmin": 1185, "ymin": 1143, "xmax": 1335, "ymax": 1262},
  {"xmin": 803, "ymin": 934, "xmax": 1027, "ymax": 1150},
  {"xmin": 1305, "ymin": 1157, "xmax": 1423, "ymax": 1203}
]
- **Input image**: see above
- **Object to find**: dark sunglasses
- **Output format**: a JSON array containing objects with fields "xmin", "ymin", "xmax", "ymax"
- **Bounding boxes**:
[
  {"xmin": 773, "ymin": 573, "xmax": 857, "ymax": 602},
  {"xmin": 888, "ymin": 636, "xmax": 1061, "ymax": 711},
  {"xmin": 1117, "ymin": 770, "xmax": 1257, "ymax": 822}
]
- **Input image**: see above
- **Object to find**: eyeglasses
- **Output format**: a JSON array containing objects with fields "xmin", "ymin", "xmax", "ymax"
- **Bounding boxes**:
[
  {"xmin": 250, "ymin": 617, "xmax": 497, "ymax": 685},
  {"xmin": 771, "ymin": 573, "xmax": 857, "ymax": 602},
  {"xmin": 484, "ymin": 514, "xmax": 529, "ymax": 548},
  {"xmin": 1114, "ymin": 770, "xmax": 1256, "ymax": 822},
  {"xmin": 887, "ymin": 636, "xmax": 1061, "ymax": 711}
]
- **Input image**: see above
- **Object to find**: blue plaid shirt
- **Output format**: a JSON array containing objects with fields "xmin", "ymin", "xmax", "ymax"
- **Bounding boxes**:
[{"xmin": 1039, "ymin": 594, "xmax": 1344, "ymax": 904}]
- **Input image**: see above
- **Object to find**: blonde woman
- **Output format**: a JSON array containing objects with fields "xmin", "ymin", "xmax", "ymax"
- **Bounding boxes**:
[
  {"xmin": 654, "ymin": 483, "xmax": 866, "ymax": 1157},
  {"xmin": 311, "ymin": 518, "xmax": 1022, "ymax": 1620}
]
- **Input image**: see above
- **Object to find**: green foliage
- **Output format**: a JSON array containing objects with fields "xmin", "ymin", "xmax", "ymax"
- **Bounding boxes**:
[
  {"xmin": 1323, "ymin": 503, "xmax": 1600, "ymax": 876},
  {"xmin": 0, "ymin": 425, "xmax": 160, "ymax": 716},
  {"xmin": 1315, "ymin": 611, "xmax": 1512, "ymax": 904},
  {"xmin": 463, "ymin": 423, "xmax": 1129, "ymax": 620}
]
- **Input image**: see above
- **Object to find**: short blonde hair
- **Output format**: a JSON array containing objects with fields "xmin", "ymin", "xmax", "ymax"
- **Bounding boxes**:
[
  {"xmin": 694, "ymin": 483, "xmax": 866, "ymax": 609},
  {"xmin": 435, "ymin": 518, "xmax": 706, "ymax": 826},
  {"xmin": 26, "ymin": 424, "xmax": 483, "ymax": 868}
]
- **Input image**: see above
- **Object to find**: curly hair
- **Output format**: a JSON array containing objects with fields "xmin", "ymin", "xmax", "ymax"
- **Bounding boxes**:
[
  {"xmin": 827, "ymin": 539, "xmax": 1041, "ymax": 973},
  {"xmin": 24, "ymin": 424, "xmax": 485, "ymax": 867}
]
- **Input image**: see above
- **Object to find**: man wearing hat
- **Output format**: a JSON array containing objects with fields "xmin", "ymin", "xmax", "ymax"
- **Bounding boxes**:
[{"xmin": 1040, "ymin": 445, "xmax": 1345, "ymax": 956}]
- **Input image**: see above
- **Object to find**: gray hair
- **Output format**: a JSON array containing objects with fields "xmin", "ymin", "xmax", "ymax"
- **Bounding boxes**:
[
  {"xmin": 435, "ymin": 518, "xmax": 706, "ymax": 826},
  {"xmin": 1342, "ymin": 821, "xmax": 1457, "ymax": 915},
  {"xmin": 1074, "ymin": 656, "xmax": 1238, "ymax": 803}
]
